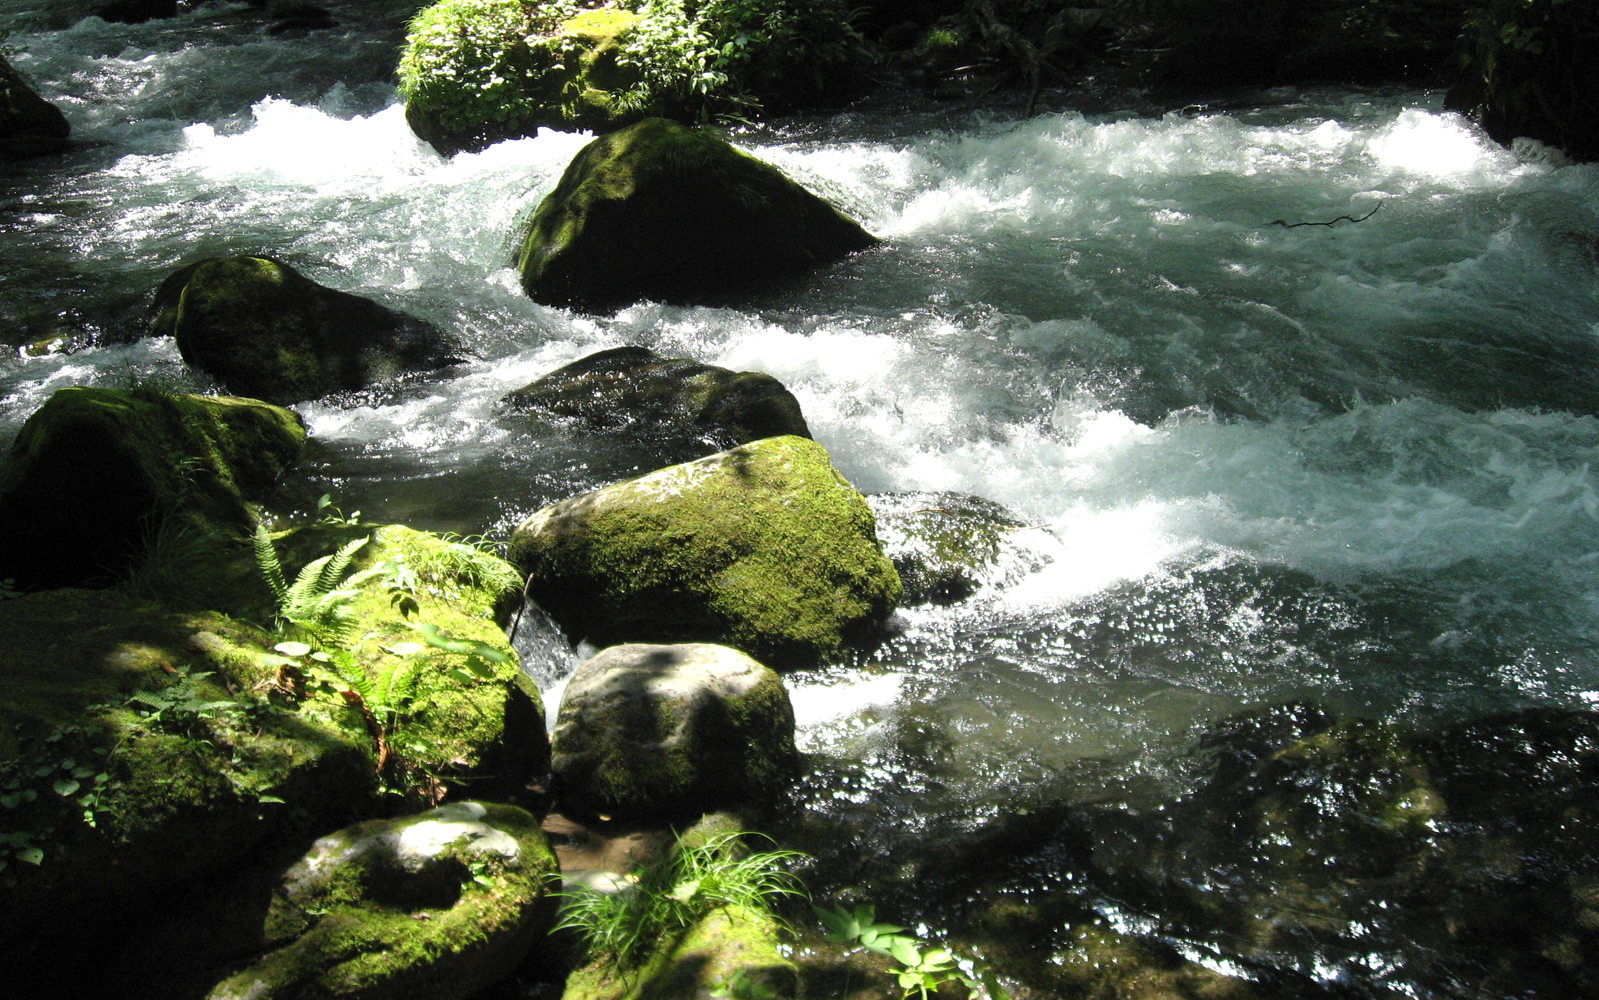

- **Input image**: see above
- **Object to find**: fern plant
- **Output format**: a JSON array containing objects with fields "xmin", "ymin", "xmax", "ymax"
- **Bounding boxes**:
[{"xmin": 254, "ymin": 523, "xmax": 387, "ymax": 647}]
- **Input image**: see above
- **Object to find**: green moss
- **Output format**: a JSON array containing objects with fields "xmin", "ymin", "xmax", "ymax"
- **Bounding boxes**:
[
  {"xmin": 0, "ymin": 386, "xmax": 305, "ymax": 593},
  {"xmin": 564, "ymin": 903, "xmax": 795, "ymax": 1000},
  {"xmin": 511, "ymin": 435, "xmax": 900, "ymax": 669}
]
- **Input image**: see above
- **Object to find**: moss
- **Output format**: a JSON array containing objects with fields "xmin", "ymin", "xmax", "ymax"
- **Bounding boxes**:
[
  {"xmin": 510, "ymin": 435, "xmax": 900, "ymax": 669},
  {"xmin": 563, "ymin": 903, "xmax": 796, "ymax": 1000},
  {"xmin": 0, "ymin": 387, "xmax": 305, "ymax": 593},
  {"xmin": 516, "ymin": 117, "xmax": 878, "ymax": 309},
  {"xmin": 398, "ymin": 0, "xmax": 645, "ymax": 156}
]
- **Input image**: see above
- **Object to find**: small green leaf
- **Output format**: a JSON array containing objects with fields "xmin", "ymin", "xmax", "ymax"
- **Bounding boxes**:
[
  {"xmin": 0, "ymin": 793, "xmax": 19, "ymax": 809},
  {"xmin": 53, "ymin": 779, "xmax": 80, "ymax": 797},
  {"xmin": 273, "ymin": 641, "xmax": 312, "ymax": 657},
  {"xmin": 16, "ymin": 847, "xmax": 42, "ymax": 865},
  {"xmin": 257, "ymin": 795, "xmax": 286, "ymax": 804},
  {"xmin": 669, "ymin": 878, "xmax": 702, "ymax": 903}
]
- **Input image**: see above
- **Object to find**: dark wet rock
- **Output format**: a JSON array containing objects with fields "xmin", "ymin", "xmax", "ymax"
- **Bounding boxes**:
[
  {"xmin": 0, "ymin": 54, "xmax": 71, "ymax": 158},
  {"xmin": 200, "ymin": 803, "xmax": 557, "ymax": 1000},
  {"xmin": 517, "ymin": 118, "xmax": 878, "ymax": 310},
  {"xmin": 867, "ymin": 491, "xmax": 1053, "ymax": 605},
  {"xmin": 266, "ymin": 0, "xmax": 336, "ymax": 33},
  {"xmin": 507, "ymin": 435, "xmax": 901, "ymax": 670},
  {"xmin": 501, "ymin": 345, "xmax": 810, "ymax": 454},
  {"xmin": 0, "ymin": 387, "xmax": 304, "ymax": 592},
  {"xmin": 551, "ymin": 643, "xmax": 798, "ymax": 822},
  {"xmin": 94, "ymin": 0, "xmax": 178, "ymax": 23},
  {"xmin": 148, "ymin": 256, "xmax": 460, "ymax": 405}
]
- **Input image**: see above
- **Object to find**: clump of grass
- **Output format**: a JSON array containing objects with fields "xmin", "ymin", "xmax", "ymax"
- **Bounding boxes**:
[{"xmin": 555, "ymin": 831, "xmax": 807, "ymax": 969}]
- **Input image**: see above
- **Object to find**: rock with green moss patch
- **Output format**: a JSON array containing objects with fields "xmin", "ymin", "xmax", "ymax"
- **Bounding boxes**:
[
  {"xmin": 563, "ymin": 903, "xmax": 796, "ymax": 1000},
  {"xmin": 148, "ymin": 256, "xmax": 459, "ymax": 405},
  {"xmin": 551, "ymin": 643, "xmax": 798, "ymax": 821},
  {"xmin": 868, "ymin": 490, "xmax": 1054, "ymax": 605},
  {"xmin": 0, "ymin": 386, "xmax": 305, "ymax": 592},
  {"xmin": 201, "ymin": 802, "xmax": 557, "ymax": 1000},
  {"xmin": 517, "ymin": 117, "xmax": 879, "ymax": 309},
  {"xmin": 399, "ymin": 0, "xmax": 646, "ymax": 156},
  {"xmin": 502, "ymin": 345, "xmax": 810, "ymax": 454},
  {"xmin": 507, "ymin": 435, "xmax": 900, "ymax": 669}
]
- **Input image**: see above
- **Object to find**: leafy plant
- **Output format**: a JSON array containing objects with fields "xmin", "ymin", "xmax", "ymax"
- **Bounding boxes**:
[
  {"xmin": 556, "ymin": 831, "xmax": 808, "ymax": 970},
  {"xmin": 254, "ymin": 522, "xmax": 387, "ymax": 647},
  {"xmin": 816, "ymin": 903, "xmax": 1010, "ymax": 1000},
  {"xmin": 710, "ymin": 968, "xmax": 784, "ymax": 1000}
]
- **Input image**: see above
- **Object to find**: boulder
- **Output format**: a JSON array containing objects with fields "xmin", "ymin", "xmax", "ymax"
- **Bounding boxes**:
[
  {"xmin": 517, "ymin": 118, "xmax": 879, "ymax": 309},
  {"xmin": 202, "ymin": 802, "xmax": 558, "ymax": 1000},
  {"xmin": 399, "ymin": 0, "xmax": 645, "ymax": 156},
  {"xmin": 501, "ymin": 345, "xmax": 811, "ymax": 453},
  {"xmin": 93, "ymin": 0, "xmax": 178, "ymax": 24},
  {"xmin": 148, "ymin": 256, "xmax": 459, "ymax": 405},
  {"xmin": 507, "ymin": 435, "xmax": 901, "ymax": 669},
  {"xmin": 551, "ymin": 643, "xmax": 798, "ymax": 821},
  {"xmin": 0, "ymin": 387, "xmax": 305, "ymax": 592},
  {"xmin": 563, "ymin": 904, "xmax": 797, "ymax": 1000},
  {"xmin": 868, "ymin": 491, "xmax": 1053, "ymax": 605},
  {"xmin": 0, "ymin": 54, "xmax": 72, "ymax": 160}
]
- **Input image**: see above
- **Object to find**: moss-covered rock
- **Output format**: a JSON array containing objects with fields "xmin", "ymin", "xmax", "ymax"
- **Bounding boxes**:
[
  {"xmin": 0, "ymin": 387, "xmax": 305, "ymax": 592},
  {"xmin": 0, "ymin": 53, "xmax": 71, "ymax": 160},
  {"xmin": 399, "ymin": 0, "xmax": 645, "ymax": 156},
  {"xmin": 507, "ymin": 435, "xmax": 901, "ymax": 669},
  {"xmin": 501, "ymin": 345, "xmax": 811, "ymax": 455},
  {"xmin": 148, "ymin": 256, "xmax": 459, "ymax": 405},
  {"xmin": 551, "ymin": 643, "xmax": 798, "ymax": 822},
  {"xmin": 563, "ymin": 903, "xmax": 796, "ymax": 1000},
  {"xmin": 517, "ymin": 117, "xmax": 879, "ymax": 309},
  {"xmin": 868, "ymin": 491, "xmax": 1054, "ymax": 605},
  {"xmin": 203, "ymin": 802, "xmax": 558, "ymax": 1000}
]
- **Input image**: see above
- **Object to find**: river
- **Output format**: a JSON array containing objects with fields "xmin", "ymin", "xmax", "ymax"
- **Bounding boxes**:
[{"xmin": 4, "ymin": 2, "xmax": 1599, "ymax": 997}]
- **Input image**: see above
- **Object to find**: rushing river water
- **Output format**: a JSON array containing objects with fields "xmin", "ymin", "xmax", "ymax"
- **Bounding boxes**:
[{"xmin": 5, "ymin": 2, "xmax": 1599, "ymax": 997}]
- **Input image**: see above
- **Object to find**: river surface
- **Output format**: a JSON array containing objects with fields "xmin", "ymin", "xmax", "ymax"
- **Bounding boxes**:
[{"xmin": 4, "ymin": 2, "xmax": 1599, "ymax": 997}]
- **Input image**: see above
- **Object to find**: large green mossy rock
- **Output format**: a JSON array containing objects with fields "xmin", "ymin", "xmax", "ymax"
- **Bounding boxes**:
[
  {"xmin": 0, "ymin": 387, "xmax": 305, "ymax": 592},
  {"xmin": 501, "ymin": 345, "xmax": 811, "ymax": 453},
  {"xmin": 203, "ymin": 802, "xmax": 558, "ymax": 1000},
  {"xmin": 507, "ymin": 435, "xmax": 901, "ymax": 669},
  {"xmin": 551, "ymin": 643, "xmax": 798, "ymax": 822},
  {"xmin": 563, "ymin": 903, "xmax": 797, "ymax": 1000},
  {"xmin": 399, "ymin": 0, "xmax": 644, "ymax": 156},
  {"xmin": 0, "ymin": 53, "xmax": 72, "ymax": 160},
  {"xmin": 517, "ymin": 118, "xmax": 879, "ymax": 309},
  {"xmin": 149, "ymin": 256, "xmax": 459, "ymax": 405},
  {"xmin": 0, "ymin": 590, "xmax": 375, "ymax": 949}
]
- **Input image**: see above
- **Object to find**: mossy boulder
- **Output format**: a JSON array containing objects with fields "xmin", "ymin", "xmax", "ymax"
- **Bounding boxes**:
[
  {"xmin": 563, "ymin": 903, "xmax": 797, "ymax": 1000},
  {"xmin": 517, "ymin": 117, "xmax": 879, "ymax": 309},
  {"xmin": 202, "ymin": 802, "xmax": 558, "ymax": 1000},
  {"xmin": 0, "ymin": 387, "xmax": 305, "ymax": 592},
  {"xmin": 507, "ymin": 435, "xmax": 901, "ymax": 669},
  {"xmin": 501, "ymin": 345, "xmax": 811, "ymax": 455},
  {"xmin": 148, "ymin": 256, "xmax": 460, "ymax": 405},
  {"xmin": 868, "ymin": 491, "xmax": 1054, "ymax": 605},
  {"xmin": 551, "ymin": 643, "xmax": 798, "ymax": 822},
  {"xmin": 399, "ymin": 0, "xmax": 645, "ymax": 156},
  {"xmin": 0, "ymin": 54, "xmax": 71, "ymax": 160}
]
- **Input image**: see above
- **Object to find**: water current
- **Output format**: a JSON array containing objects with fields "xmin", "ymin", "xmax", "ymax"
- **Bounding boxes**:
[{"xmin": 4, "ymin": 2, "xmax": 1599, "ymax": 996}]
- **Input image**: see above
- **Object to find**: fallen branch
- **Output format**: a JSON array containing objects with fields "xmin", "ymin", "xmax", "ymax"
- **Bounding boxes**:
[{"xmin": 1270, "ymin": 202, "xmax": 1383, "ymax": 229}]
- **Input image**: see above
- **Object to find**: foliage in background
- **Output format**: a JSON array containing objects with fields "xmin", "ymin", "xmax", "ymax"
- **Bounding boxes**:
[
  {"xmin": 1448, "ymin": 0, "xmax": 1598, "ymax": 159},
  {"xmin": 816, "ymin": 903, "xmax": 1010, "ymax": 1000},
  {"xmin": 556, "ymin": 831, "xmax": 807, "ymax": 969}
]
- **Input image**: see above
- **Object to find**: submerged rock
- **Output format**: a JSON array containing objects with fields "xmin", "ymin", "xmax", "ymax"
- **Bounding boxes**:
[
  {"xmin": 203, "ymin": 802, "xmax": 558, "ymax": 1000},
  {"xmin": 501, "ymin": 345, "xmax": 810, "ymax": 454},
  {"xmin": 93, "ymin": 0, "xmax": 178, "ymax": 24},
  {"xmin": 400, "ymin": 0, "xmax": 644, "ymax": 155},
  {"xmin": 0, "ymin": 54, "xmax": 72, "ymax": 160},
  {"xmin": 517, "ymin": 118, "xmax": 879, "ymax": 309},
  {"xmin": 551, "ymin": 643, "xmax": 799, "ymax": 822},
  {"xmin": 507, "ymin": 435, "xmax": 901, "ymax": 669},
  {"xmin": 149, "ymin": 256, "xmax": 459, "ymax": 405},
  {"xmin": 868, "ymin": 490, "xmax": 1054, "ymax": 605},
  {"xmin": 0, "ymin": 387, "xmax": 304, "ymax": 592}
]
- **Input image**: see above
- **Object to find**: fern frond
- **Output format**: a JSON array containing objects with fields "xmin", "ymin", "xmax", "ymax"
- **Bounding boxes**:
[{"xmin": 254, "ymin": 522, "xmax": 288, "ymax": 606}]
